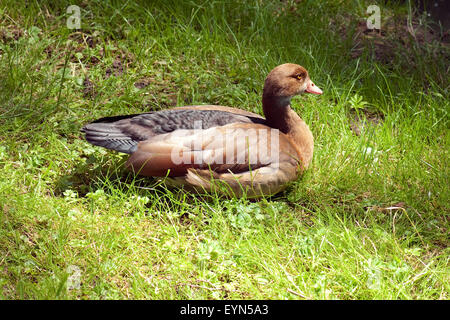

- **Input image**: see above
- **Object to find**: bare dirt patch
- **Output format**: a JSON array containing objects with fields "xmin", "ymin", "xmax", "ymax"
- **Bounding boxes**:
[
  {"xmin": 83, "ymin": 76, "xmax": 96, "ymax": 98},
  {"xmin": 0, "ymin": 25, "xmax": 24, "ymax": 43},
  {"xmin": 333, "ymin": 14, "xmax": 449, "ymax": 64},
  {"xmin": 349, "ymin": 109, "xmax": 384, "ymax": 136},
  {"xmin": 134, "ymin": 77, "xmax": 153, "ymax": 89}
]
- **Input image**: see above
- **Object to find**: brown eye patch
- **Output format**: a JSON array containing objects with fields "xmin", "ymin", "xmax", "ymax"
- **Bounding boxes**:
[{"xmin": 293, "ymin": 73, "xmax": 306, "ymax": 80}]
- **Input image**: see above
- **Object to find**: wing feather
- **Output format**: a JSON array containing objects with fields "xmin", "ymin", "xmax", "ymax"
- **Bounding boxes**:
[{"xmin": 126, "ymin": 123, "xmax": 301, "ymax": 196}]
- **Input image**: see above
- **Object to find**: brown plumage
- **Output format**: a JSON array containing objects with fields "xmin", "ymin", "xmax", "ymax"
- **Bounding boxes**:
[{"xmin": 81, "ymin": 63, "xmax": 323, "ymax": 197}]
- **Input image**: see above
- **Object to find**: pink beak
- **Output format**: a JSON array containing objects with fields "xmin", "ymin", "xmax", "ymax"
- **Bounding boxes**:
[{"xmin": 305, "ymin": 80, "xmax": 323, "ymax": 95}]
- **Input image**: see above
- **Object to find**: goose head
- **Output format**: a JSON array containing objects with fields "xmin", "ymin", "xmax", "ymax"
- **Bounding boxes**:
[{"xmin": 262, "ymin": 63, "xmax": 322, "ymax": 107}]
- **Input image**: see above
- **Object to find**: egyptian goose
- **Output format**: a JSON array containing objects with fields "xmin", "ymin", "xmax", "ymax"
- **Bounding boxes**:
[{"xmin": 81, "ymin": 63, "xmax": 322, "ymax": 197}]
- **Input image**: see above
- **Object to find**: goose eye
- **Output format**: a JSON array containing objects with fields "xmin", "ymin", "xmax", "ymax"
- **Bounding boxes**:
[{"xmin": 295, "ymin": 74, "xmax": 303, "ymax": 80}]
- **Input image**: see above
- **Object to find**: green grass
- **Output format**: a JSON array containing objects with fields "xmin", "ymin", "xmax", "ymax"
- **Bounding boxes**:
[{"xmin": 0, "ymin": 0, "xmax": 448, "ymax": 299}]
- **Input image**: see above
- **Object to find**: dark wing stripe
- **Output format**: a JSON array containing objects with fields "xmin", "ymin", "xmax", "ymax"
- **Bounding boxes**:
[
  {"xmin": 81, "ymin": 108, "xmax": 267, "ymax": 154},
  {"xmin": 82, "ymin": 122, "xmax": 139, "ymax": 154}
]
